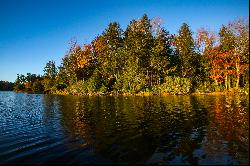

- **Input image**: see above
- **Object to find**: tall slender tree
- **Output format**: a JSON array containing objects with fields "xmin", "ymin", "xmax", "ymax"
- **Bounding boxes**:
[
  {"xmin": 228, "ymin": 18, "xmax": 249, "ymax": 88},
  {"xmin": 174, "ymin": 23, "xmax": 197, "ymax": 78},
  {"xmin": 43, "ymin": 60, "xmax": 57, "ymax": 79},
  {"xmin": 150, "ymin": 18, "xmax": 172, "ymax": 85},
  {"xmin": 93, "ymin": 22, "xmax": 124, "ymax": 91}
]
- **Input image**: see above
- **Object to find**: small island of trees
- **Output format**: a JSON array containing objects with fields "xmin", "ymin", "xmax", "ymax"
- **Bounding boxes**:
[{"xmin": 13, "ymin": 15, "xmax": 249, "ymax": 96}]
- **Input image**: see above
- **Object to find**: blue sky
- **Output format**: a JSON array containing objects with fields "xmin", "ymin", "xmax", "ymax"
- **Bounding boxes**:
[{"xmin": 0, "ymin": 0, "xmax": 249, "ymax": 82}]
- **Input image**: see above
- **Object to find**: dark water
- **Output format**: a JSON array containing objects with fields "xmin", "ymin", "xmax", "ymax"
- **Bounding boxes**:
[{"xmin": 0, "ymin": 91, "xmax": 248, "ymax": 165}]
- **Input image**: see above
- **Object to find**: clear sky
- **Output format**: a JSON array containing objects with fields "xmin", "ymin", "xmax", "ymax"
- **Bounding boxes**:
[{"xmin": 0, "ymin": 0, "xmax": 249, "ymax": 82}]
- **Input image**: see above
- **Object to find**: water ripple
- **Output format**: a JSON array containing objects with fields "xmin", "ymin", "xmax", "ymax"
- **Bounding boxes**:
[{"xmin": 0, "ymin": 92, "xmax": 248, "ymax": 165}]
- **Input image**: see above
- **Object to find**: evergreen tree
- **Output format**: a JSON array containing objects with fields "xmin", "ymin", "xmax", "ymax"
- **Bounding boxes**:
[
  {"xmin": 42, "ymin": 60, "xmax": 58, "ymax": 92},
  {"xmin": 93, "ymin": 22, "xmax": 124, "ymax": 91},
  {"xmin": 174, "ymin": 23, "xmax": 197, "ymax": 78},
  {"xmin": 219, "ymin": 25, "xmax": 236, "ymax": 52},
  {"xmin": 122, "ymin": 14, "xmax": 154, "ymax": 92},
  {"xmin": 43, "ymin": 60, "xmax": 57, "ymax": 79},
  {"xmin": 150, "ymin": 25, "xmax": 173, "ymax": 85}
]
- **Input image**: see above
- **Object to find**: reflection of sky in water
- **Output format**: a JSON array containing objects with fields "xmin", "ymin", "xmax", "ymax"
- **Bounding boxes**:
[{"xmin": 0, "ymin": 92, "xmax": 249, "ymax": 165}]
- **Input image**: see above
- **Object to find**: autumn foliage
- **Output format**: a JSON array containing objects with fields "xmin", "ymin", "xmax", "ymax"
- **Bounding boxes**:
[{"xmin": 14, "ymin": 15, "xmax": 249, "ymax": 95}]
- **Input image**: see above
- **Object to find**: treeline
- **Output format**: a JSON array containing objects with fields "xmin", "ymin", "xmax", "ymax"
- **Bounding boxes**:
[
  {"xmin": 0, "ymin": 81, "xmax": 14, "ymax": 91},
  {"xmin": 13, "ymin": 73, "xmax": 44, "ymax": 93},
  {"xmin": 14, "ymin": 14, "xmax": 249, "ymax": 95}
]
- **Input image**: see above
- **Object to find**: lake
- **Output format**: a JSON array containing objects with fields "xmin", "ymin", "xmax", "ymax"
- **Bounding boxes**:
[{"xmin": 0, "ymin": 91, "xmax": 248, "ymax": 165}]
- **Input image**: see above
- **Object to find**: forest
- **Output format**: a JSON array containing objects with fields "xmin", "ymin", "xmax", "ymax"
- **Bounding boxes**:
[
  {"xmin": 0, "ymin": 81, "xmax": 14, "ymax": 91},
  {"xmin": 13, "ymin": 14, "xmax": 249, "ymax": 95}
]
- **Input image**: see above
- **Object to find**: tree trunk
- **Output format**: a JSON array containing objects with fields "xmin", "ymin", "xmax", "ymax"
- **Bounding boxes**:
[
  {"xmin": 228, "ymin": 76, "xmax": 231, "ymax": 89},
  {"xmin": 236, "ymin": 62, "xmax": 240, "ymax": 89},
  {"xmin": 236, "ymin": 75, "xmax": 240, "ymax": 89},
  {"xmin": 225, "ymin": 75, "xmax": 228, "ymax": 90}
]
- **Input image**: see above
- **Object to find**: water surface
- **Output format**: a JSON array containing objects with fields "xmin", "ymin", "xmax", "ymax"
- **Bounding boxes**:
[{"xmin": 0, "ymin": 91, "xmax": 248, "ymax": 165}]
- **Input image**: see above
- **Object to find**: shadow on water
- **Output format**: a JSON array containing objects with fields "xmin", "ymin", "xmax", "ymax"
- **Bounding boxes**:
[
  {"xmin": 0, "ymin": 92, "xmax": 248, "ymax": 165},
  {"xmin": 52, "ymin": 94, "xmax": 248, "ymax": 165}
]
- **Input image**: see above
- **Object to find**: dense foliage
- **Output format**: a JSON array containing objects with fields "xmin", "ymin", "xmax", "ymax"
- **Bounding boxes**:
[
  {"xmin": 13, "ymin": 73, "xmax": 44, "ymax": 93},
  {"xmin": 13, "ymin": 15, "xmax": 249, "ymax": 95},
  {"xmin": 0, "ymin": 81, "xmax": 14, "ymax": 91}
]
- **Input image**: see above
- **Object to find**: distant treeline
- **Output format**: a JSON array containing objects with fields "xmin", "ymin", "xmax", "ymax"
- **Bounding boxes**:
[
  {"xmin": 13, "ymin": 14, "xmax": 249, "ymax": 95},
  {"xmin": 0, "ymin": 81, "xmax": 14, "ymax": 91}
]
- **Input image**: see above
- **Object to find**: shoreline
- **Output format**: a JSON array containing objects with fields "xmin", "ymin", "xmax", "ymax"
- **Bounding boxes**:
[{"xmin": 12, "ymin": 89, "xmax": 248, "ymax": 97}]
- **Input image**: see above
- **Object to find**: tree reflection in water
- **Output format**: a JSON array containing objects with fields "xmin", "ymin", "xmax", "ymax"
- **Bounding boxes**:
[
  {"xmin": 201, "ymin": 94, "xmax": 249, "ymax": 165},
  {"xmin": 43, "ymin": 95, "xmax": 248, "ymax": 165}
]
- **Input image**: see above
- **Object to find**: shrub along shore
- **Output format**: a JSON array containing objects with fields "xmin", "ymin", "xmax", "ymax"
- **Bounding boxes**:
[
  {"xmin": 13, "ymin": 15, "xmax": 249, "ymax": 96},
  {"xmin": 13, "ymin": 88, "xmax": 248, "ymax": 97}
]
